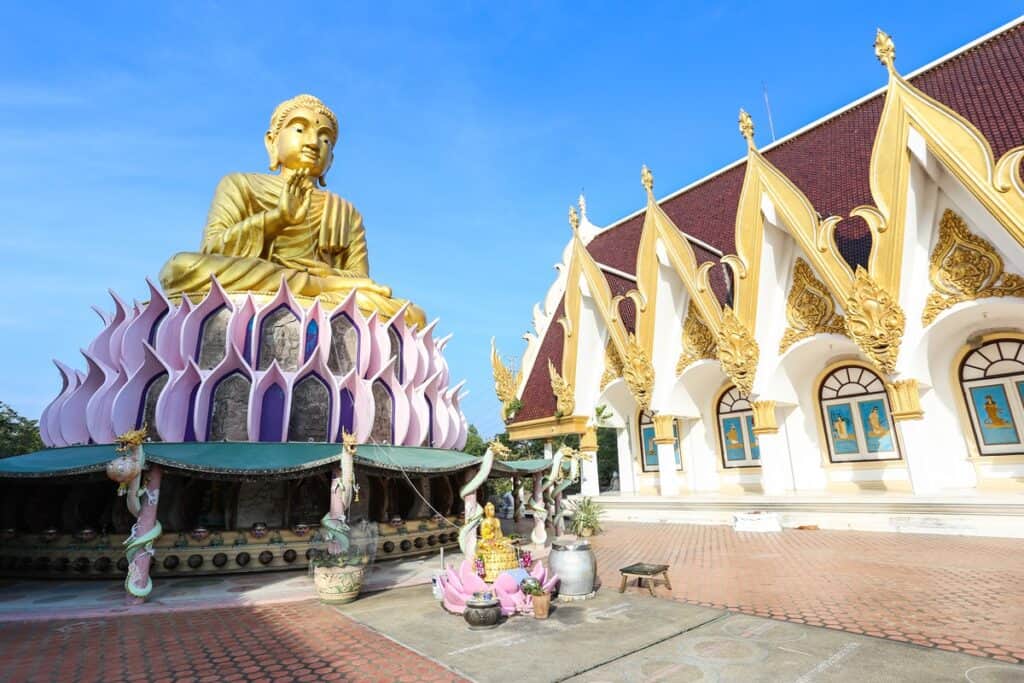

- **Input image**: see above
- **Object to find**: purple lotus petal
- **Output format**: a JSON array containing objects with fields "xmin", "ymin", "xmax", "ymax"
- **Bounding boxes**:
[{"xmin": 41, "ymin": 277, "xmax": 465, "ymax": 447}]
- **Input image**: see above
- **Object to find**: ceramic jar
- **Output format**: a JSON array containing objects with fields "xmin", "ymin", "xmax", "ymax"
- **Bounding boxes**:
[
  {"xmin": 463, "ymin": 592, "xmax": 502, "ymax": 630},
  {"xmin": 313, "ymin": 564, "xmax": 365, "ymax": 604}
]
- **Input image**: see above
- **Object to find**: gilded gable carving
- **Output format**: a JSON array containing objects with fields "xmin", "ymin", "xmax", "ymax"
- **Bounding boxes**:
[
  {"xmin": 844, "ymin": 266, "xmax": 905, "ymax": 374},
  {"xmin": 547, "ymin": 359, "xmax": 575, "ymax": 418},
  {"xmin": 600, "ymin": 339, "xmax": 623, "ymax": 390},
  {"xmin": 779, "ymin": 258, "xmax": 846, "ymax": 353},
  {"xmin": 676, "ymin": 302, "xmax": 717, "ymax": 375},
  {"xmin": 922, "ymin": 209, "xmax": 1024, "ymax": 325},
  {"xmin": 716, "ymin": 307, "xmax": 759, "ymax": 395},
  {"xmin": 622, "ymin": 333, "xmax": 654, "ymax": 412}
]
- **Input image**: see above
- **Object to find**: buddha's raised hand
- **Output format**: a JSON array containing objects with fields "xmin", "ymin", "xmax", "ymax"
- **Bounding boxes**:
[{"xmin": 278, "ymin": 169, "xmax": 313, "ymax": 226}]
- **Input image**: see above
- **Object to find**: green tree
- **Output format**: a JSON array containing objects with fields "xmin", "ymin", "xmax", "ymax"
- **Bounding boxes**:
[
  {"xmin": 0, "ymin": 402, "xmax": 44, "ymax": 458},
  {"xmin": 462, "ymin": 424, "xmax": 487, "ymax": 456}
]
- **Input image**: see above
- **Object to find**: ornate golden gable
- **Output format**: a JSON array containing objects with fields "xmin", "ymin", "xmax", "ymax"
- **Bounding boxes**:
[
  {"xmin": 922, "ymin": 209, "xmax": 1024, "ymax": 325},
  {"xmin": 677, "ymin": 302, "xmax": 718, "ymax": 374},
  {"xmin": 780, "ymin": 258, "xmax": 847, "ymax": 353},
  {"xmin": 547, "ymin": 359, "xmax": 575, "ymax": 418},
  {"xmin": 844, "ymin": 266, "xmax": 906, "ymax": 374},
  {"xmin": 600, "ymin": 339, "xmax": 623, "ymax": 391},
  {"xmin": 490, "ymin": 338, "xmax": 522, "ymax": 421},
  {"xmin": 716, "ymin": 307, "xmax": 759, "ymax": 395},
  {"xmin": 622, "ymin": 332, "xmax": 655, "ymax": 411}
]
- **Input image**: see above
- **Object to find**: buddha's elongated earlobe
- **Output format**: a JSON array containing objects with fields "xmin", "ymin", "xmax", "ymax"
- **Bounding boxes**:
[
  {"xmin": 318, "ymin": 174, "xmax": 327, "ymax": 188},
  {"xmin": 264, "ymin": 131, "xmax": 280, "ymax": 172}
]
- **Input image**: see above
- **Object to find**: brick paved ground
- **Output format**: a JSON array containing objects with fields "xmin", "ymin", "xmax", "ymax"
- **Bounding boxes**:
[
  {"xmin": 0, "ymin": 600, "xmax": 466, "ymax": 683},
  {"xmin": 588, "ymin": 522, "xmax": 1024, "ymax": 664}
]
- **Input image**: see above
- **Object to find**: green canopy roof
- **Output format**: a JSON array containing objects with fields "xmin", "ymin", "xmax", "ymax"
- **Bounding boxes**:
[{"xmin": 0, "ymin": 443, "xmax": 554, "ymax": 479}]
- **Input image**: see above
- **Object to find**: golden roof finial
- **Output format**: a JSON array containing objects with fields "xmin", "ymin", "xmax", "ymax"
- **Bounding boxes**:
[
  {"xmin": 874, "ymin": 28, "xmax": 895, "ymax": 70},
  {"xmin": 578, "ymin": 192, "xmax": 587, "ymax": 219},
  {"xmin": 738, "ymin": 108, "xmax": 755, "ymax": 150},
  {"xmin": 641, "ymin": 165, "xmax": 654, "ymax": 195},
  {"xmin": 568, "ymin": 204, "xmax": 580, "ymax": 233}
]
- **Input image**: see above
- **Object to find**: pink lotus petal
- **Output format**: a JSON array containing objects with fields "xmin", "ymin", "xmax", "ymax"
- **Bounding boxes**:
[
  {"xmin": 530, "ymin": 561, "xmax": 546, "ymax": 580},
  {"xmin": 445, "ymin": 568, "xmax": 464, "ymax": 593},
  {"xmin": 542, "ymin": 573, "xmax": 559, "ymax": 593},
  {"xmin": 493, "ymin": 573, "xmax": 518, "ymax": 594}
]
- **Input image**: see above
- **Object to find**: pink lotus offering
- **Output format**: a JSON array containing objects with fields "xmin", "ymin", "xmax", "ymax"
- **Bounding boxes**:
[{"xmin": 438, "ymin": 558, "xmax": 558, "ymax": 616}]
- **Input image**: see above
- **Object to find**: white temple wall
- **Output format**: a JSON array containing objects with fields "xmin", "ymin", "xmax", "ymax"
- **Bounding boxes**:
[
  {"xmin": 650, "ymin": 261, "xmax": 687, "ymax": 410},
  {"xmin": 749, "ymin": 199, "xmax": 795, "ymax": 397},
  {"xmin": 573, "ymin": 295, "xmax": 607, "ymax": 420}
]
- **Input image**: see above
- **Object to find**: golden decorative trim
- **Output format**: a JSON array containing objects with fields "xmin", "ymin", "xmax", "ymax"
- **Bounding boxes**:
[
  {"xmin": 738, "ymin": 108, "xmax": 755, "ymax": 149},
  {"xmin": 728, "ymin": 109, "xmax": 855, "ymax": 338},
  {"xmin": 600, "ymin": 339, "xmax": 623, "ymax": 391},
  {"xmin": 751, "ymin": 400, "xmax": 778, "ymax": 434},
  {"xmin": 873, "ymin": 28, "xmax": 895, "ymax": 68},
  {"xmin": 547, "ymin": 359, "xmax": 575, "ymax": 418},
  {"xmin": 580, "ymin": 426, "xmax": 599, "ymax": 452},
  {"xmin": 490, "ymin": 338, "xmax": 523, "ymax": 421},
  {"xmin": 676, "ymin": 302, "xmax": 718, "ymax": 375},
  {"xmin": 716, "ymin": 306, "xmax": 759, "ymax": 395},
  {"xmin": 652, "ymin": 414, "xmax": 677, "ymax": 446},
  {"xmin": 843, "ymin": 266, "xmax": 906, "ymax": 374},
  {"xmin": 505, "ymin": 415, "xmax": 588, "ymax": 441},
  {"xmin": 488, "ymin": 440, "xmax": 513, "ymax": 459},
  {"xmin": 922, "ymin": 209, "xmax": 1024, "ymax": 325},
  {"xmin": 780, "ymin": 258, "xmax": 847, "ymax": 353},
  {"xmin": 866, "ymin": 28, "xmax": 1024, "ymax": 299},
  {"xmin": 887, "ymin": 379, "xmax": 924, "ymax": 421},
  {"xmin": 623, "ymin": 333, "xmax": 655, "ymax": 412}
]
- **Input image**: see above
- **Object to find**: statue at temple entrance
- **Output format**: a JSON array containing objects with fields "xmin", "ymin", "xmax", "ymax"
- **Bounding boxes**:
[{"xmin": 159, "ymin": 94, "xmax": 426, "ymax": 328}]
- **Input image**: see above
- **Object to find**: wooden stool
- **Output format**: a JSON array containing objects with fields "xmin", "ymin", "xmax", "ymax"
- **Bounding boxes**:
[{"xmin": 618, "ymin": 562, "xmax": 672, "ymax": 597}]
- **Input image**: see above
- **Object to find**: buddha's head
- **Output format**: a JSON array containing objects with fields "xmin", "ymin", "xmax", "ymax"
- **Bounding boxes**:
[
  {"xmin": 484, "ymin": 501, "xmax": 496, "ymax": 518},
  {"xmin": 265, "ymin": 94, "xmax": 339, "ymax": 187}
]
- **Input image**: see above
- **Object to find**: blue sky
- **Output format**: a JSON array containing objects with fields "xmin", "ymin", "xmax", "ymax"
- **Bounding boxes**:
[{"xmin": 1, "ymin": 2, "xmax": 1020, "ymax": 439}]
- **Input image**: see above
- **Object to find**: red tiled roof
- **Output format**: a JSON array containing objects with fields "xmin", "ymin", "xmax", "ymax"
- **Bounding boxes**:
[
  {"xmin": 511, "ymin": 23, "xmax": 1024, "ymax": 426},
  {"xmin": 515, "ymin": 299, "xmax": 565, "ymax": 422}
]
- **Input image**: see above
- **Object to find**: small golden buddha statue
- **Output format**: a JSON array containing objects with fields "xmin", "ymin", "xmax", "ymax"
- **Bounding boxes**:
[
  {"xmin": 477, "ymin": 501, "xmax": 518, "ymax": 582},
  {"xmin": 480, "ymin": 501, "xmax": 504, "ymax": 544},
  {"xmin": 159, "ymin": 94, "xmax": 425, "ymax": 328}
]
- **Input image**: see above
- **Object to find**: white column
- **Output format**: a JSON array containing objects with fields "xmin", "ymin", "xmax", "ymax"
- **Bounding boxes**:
[
  {"xmin": 653, "ymin": 415, "xmax": 680, "ymax": 497},
  {"xmin": 889, "ymin": 379, "xmax": 952, "ymax": 495},
  {"xmin": 542, "ymin": 439, "xmax": 554, "ymax": 460},
  {"xmin": 750, "ymin": 401, "xmax": 794, "ymax": 495},
  {"xmin": 615, "ymin": 427, "xmax": 636, "ymax": 494},
  {"xmin": 580, "ymin": 427, "xmax": 600, "ymax": 496}
]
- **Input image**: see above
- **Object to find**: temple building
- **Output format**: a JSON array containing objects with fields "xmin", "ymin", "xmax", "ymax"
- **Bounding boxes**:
[{"xmin": 492, "ymin": 21, "xmax": 1024, "ymax": 527}]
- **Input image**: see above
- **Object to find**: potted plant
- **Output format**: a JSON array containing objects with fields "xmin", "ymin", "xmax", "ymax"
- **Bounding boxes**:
[
  {"xmin": 521, "ymin": 578, "xmax": 550, "ymax": 619},
  {"xmin": 569, "ymin": 497, "xmax": 605, "ymax": 538}
]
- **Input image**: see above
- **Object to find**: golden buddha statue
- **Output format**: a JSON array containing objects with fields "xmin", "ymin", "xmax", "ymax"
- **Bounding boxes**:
[
  {"xmin": 477, "ymin": 501, "xmax": 519, "ymax": 582},
  {"xmin": 159, "ymin": 94, "xmax": 426, "ymax": 328}
]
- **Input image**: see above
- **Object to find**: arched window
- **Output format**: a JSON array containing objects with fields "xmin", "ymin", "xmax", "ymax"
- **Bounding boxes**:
[
  {"xmin": 959, "ymin": 338, "xmax": 1024, "ymax": 456},
  {"xmin": 638, "ymin": 415, "xmax": 681, "ymax": 472},
  {"xmin": 716, "ymin": 387, "xmax": 760, "ymax": 468},
  {"xmin": 819, "ymin": 365, "xmax": 900, "ymax": 462}
]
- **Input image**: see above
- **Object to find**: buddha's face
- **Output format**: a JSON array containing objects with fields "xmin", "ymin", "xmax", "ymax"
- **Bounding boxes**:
[
  {"xmin": 266, "ymin": 106, "xmax": 336, "ymax": 179},
  {"xmin": 484, "ymin": 502, "xmax": 495, "ymax": 518}
]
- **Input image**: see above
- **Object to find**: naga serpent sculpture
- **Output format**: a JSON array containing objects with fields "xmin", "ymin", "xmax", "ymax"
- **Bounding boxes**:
[
  {"xmin": 457, "ymin": 446, "xmax": 495, "ymax": 559},
  {"xmin": 320, "ymin": 433, "xmax": 358, "ymax": 556},
  {"xmin": 112, "ymin": 430, "xmax": 162, "ymax": 599},
  {"xmin": 530, "ymin": 446, "xmax": 586, "ymax": 540}
]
